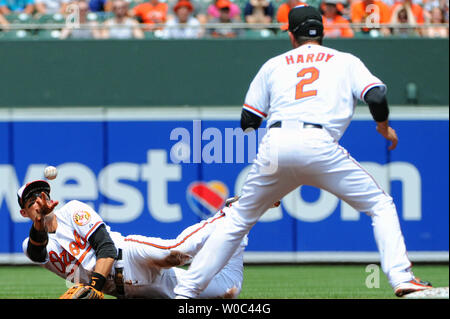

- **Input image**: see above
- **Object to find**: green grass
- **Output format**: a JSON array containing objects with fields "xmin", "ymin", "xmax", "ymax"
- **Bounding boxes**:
[
  {"xmin": 0, "ymin": 264, "xmax": 448, "ymax": 299},
  {"xmin": 240, "ymin": 264, "xmax": 449, "ymax": 299}
]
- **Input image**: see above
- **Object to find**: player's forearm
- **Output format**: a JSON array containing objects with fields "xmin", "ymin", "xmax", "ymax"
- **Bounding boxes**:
[
  {"xmin": 376, "ymin": 120, "xmax": 389, "ymax": 130},
  {"xmin": 88, "ymin": 224, "xmax": 117, "ymax": 287},
  {"xmin": 93, "ymin": 257, "xmax": 115, "ymax": 278},
  {"xmin": 88, "ymin": 257, "xmax": 115, "ymax": 292},
  {"xmin": 375, "ymin": 119, "xmax": 398, "ymax": 150}
]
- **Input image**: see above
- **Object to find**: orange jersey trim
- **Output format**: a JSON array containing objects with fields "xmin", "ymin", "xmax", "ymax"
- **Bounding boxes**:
[
  {"xmin": 360, "ymin": 82, "xmax": 384, "ymax": 100},
  {"xmin": 75, "ymin": 245, "xmax": 93, "ymax": 265},
  {"xmin": 124, "ymin": 212, "xmax": 226, "ymax": 249},
  {"xmin": 84, "ymin": 221, "xmax": 103, "ymax": 240}
]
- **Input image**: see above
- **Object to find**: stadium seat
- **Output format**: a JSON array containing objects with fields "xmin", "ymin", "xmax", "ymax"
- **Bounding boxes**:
[
  {"xmin": 5, "ymin": 13, "xmax": 34, "ymax": 24},
  {"xmin": 276, "ymin": 30, "xmax": 289, "ymax": 38},
  {"xmin": 143, "ymin": 29, "xmax": 166, "ymax": 39},
  {"xmin": 353, "ymin": 31, "xmax": 372, "ymax": 38},
  {"xmin": 233, "ymin": 0, "xmax": 247, "ymax": 8},
  {"xmin": 0, "ymin": 30, "xmax": 34, "ymax": 40},
  {"xmin": 244, "ymin": 28, "xmax": 277, "ymax": 39},
  {"xmin": 37, "ymin": 29, "xmax": 62, "ymax": 39},
  {"xmin": 128, "ymin": 1, "xmax": 140, "ymax": 9},
  {"xmin": 5, "ymin": 12, "xmax": 39, "ymax": 24},
  {"xmin": 144, "ymin": 31, "xmax": 156, "ymax": 39},
  {"xmin": 87, "ymin": 12, "xmax": 99, "ymax": 22},
  {"xmin": 304, "ymin": 0, "xmax": 321, "ymax": 8},
  {"xmin": 97, "ymin": 11, "xmax": 114, "ymax": 22},
  {"xmin": 36, "ymin": 13, "xmax": 65, "ymax": 25},
  {"xmin": 36, "ymin": 14, "xmax": 53, "ymax": 24},
  {"xmin": 129, "ymin": 0, "xmax": 146, "ymax": 7}
]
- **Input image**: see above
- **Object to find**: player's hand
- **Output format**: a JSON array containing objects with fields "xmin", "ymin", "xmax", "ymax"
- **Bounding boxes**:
[
  {"xmin": 35, "ymin": 192, "xmax": 58, "ymax": 219},
  {"xmin": 376, "ymin": 121, "xmax": 398, "ymax": 151}
]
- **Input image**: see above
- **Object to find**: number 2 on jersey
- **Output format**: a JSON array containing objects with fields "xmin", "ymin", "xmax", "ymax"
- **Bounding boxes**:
[{"xmin": 295, "ymin": 67, "xmax": 319, "ymax": 100}]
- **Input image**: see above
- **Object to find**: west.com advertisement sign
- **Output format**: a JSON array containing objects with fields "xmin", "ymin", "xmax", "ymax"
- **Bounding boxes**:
[{"xmin": 0, "ymin": 107, "xmax": 448, "ymax": 260}]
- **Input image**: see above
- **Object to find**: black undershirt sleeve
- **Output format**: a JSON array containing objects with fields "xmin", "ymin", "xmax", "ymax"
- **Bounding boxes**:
[
  {"xmin": 364, "ymin": 86, "xmax": 389, "ymax": 122},
  {"xmin": 27, "ymin": 243, "xmax": 47, "ymax": 263},
  {"xmin": 26, "ymin": 225, "xmax": 48, "ymax": 263},
  {"xmin": 27, "ymin": 239, "xmax": 47, "ymax": 263},
  {"xmin": 88, "ymin": 224, "xmax": 117, "ymax": 260},
  {"xmin": 241, "ymin": 109, "xmax": 263, "ymax": 131}
]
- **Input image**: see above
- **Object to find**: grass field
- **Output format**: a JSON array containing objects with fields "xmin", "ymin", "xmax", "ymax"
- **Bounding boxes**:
[{"xmin": 0, "ymin": 264, "xmax": 448, "ymax": 299}]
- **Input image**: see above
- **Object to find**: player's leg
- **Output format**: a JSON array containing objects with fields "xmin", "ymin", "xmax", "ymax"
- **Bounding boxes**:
[
  {"xmin": 170, "ymin": 196, "xmax": 245, "ymax": 297},
  {"xmin": 166, "ymin": 237, "xmax": 246, "ymax": 299},
  {"xmin": 306, "ymin": 143, "xmax": 414, "ymax": 288},
  {"xmin": 196, "ymin": 243, "xmax": 246, "ymax": 299},
  {"xmin": 174, "ymin": 129, "xmax": 304, "ymax": 298},
  {"xmin": 170, "ymin": 211, "xmax": 227, "ymax": 257},
  {"xmin": 173, "ymin": 257, "xmax": 243, "ymax": 299},
  {"xmin": 122, "ymin": 213, "xmax": 224, "ymax": 269}
]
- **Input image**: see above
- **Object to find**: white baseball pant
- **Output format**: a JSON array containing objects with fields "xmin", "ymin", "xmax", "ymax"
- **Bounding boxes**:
[
  {"xmin": 174, "ymin": 121, "xmax": 414, "ymax": 298},
  {"xmin": 106, "ymin": 211, "xmax": 246, "ymax": 298}
]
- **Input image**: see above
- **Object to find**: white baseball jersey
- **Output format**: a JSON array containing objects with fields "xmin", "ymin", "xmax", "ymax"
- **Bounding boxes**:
[
  {"xmin": 22, "ymin": 200, "xmax": 124, "ymax": 283},
  {"xmin": 242, "ymin": 43, "xmax": 385, "ymax": 141}
]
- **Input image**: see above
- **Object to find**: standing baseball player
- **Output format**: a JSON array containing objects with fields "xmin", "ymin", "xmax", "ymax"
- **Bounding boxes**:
[
  {"xmin": 18, "ymin": 180, "xmax": 246, "ymax": 299},
  {"xmin": 174, "ymin": 5, "xmax": 432, "ymax": 298}
]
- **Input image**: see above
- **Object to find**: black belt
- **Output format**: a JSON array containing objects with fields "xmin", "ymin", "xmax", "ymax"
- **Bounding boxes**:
[
  {"xmin": 114, "ymin": 248, "xmax": 125, "ymax": 299},
  {"xmin": 269, "ymin": 121, "xmax": 323, "ymax": 129}
]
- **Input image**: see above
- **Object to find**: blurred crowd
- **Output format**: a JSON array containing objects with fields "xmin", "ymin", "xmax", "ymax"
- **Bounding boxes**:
[{"xmin": 0, "ymin": 0, "xmax": 448, "ymax": 39}]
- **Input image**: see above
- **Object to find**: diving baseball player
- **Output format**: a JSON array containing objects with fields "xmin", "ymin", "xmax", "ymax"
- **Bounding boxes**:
[
  {"xmin": 173, "ymin": 5, "xmax": 432, "ymax": 298},
  {"xmin": 19, "ymin": 180, "xmax": 245, "ymax": 299}
]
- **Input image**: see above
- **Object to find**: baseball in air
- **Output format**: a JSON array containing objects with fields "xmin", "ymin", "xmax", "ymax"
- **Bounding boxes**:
[{"xmin": 44, "ymin": 166, "xmax": 58, "ymax": 180}]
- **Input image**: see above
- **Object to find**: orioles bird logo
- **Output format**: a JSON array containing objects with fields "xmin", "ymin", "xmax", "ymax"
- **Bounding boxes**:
[{"xmin": 73, "ymin": 211, "xmax": 91, "ymax": 226}]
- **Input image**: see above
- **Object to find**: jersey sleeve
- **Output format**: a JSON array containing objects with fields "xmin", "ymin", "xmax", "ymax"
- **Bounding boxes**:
[
  {"xmin": 68, "ymin": 201, "xmax": 104, "ymax": 241},
  {"xmin": 242, "ymin": 61, "xmax": 271, "ymax": 119},
  {"xmin": 350, "ymin": 56, "xmax": 387, "ymax": 102}
]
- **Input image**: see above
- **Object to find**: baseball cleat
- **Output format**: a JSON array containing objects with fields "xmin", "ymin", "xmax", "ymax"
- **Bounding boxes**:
[{"xmin": 394, "ymin": 278, "xmax": 432, "ymax": 297}]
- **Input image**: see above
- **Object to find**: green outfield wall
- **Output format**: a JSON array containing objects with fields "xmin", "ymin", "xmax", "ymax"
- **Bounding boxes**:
[{"xmin": 0, "ymin": 38, "xmax": 448, "ymax": 107}]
